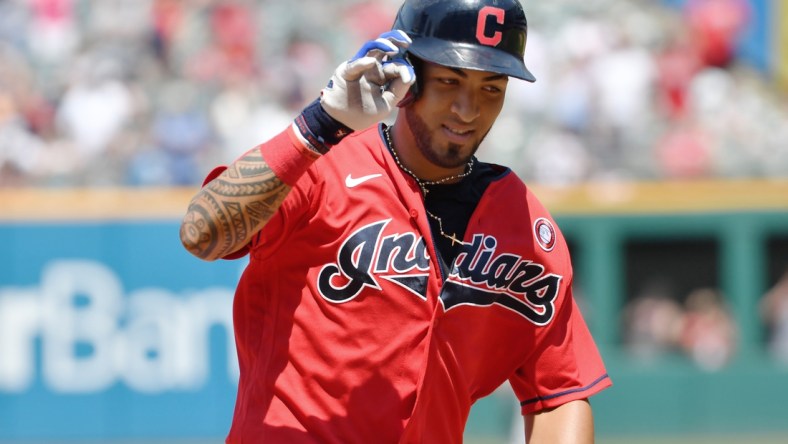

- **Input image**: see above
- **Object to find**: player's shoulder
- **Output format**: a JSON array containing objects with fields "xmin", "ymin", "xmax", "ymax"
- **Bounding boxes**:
[
  {"xmin": 478, "ymin": 163, "xmax": 528, "ymax": 197},
  {"xmin": 481, "ymin": 165, "xmax": 554, "ymax": 216}
]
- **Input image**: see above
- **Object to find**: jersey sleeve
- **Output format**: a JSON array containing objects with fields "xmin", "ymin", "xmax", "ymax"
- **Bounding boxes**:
[
  {"xmin": 249, "ymin": 170, "xmax": 318, "ymax": 258},
  {"xmin": 509, "ymin": 281, "xmax": 612, "ymax": 415}
]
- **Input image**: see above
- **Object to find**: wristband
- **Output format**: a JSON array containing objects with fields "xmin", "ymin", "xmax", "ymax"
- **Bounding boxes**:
[{"xmin": 295, "ymin": 98, "xmax": 354, "ymax": 153}]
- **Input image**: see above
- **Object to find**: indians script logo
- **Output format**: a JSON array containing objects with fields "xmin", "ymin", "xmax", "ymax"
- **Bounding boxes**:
[{"xmin": 317, "ymin": 220, "xmax": 562, "ymax": 325}]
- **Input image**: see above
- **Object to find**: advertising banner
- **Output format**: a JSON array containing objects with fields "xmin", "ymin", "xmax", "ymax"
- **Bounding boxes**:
[{"xmin": 0, "ymin": 219, "xmax": 242, "ymax": 440}]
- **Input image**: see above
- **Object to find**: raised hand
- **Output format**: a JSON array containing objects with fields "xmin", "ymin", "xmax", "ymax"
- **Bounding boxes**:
[{"xmin": 320, "ymin": 30, "xmax": 416, "ymax": 131}]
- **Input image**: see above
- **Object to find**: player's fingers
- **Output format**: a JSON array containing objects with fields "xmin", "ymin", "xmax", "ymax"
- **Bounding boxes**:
[
  {"xmin": 342, "ymin": 57, "xmax": 385, "ymax": 83},
  {"xmin": 382, "ymin": 64, "xmax": 416, "ymax": 105},
  {"xmin": 365, "ymin": 65, "xmax": 388, "ymax": 86},
  {"xmin": 379, "ymin": 30, "xmax": 412, "ymax": 50},
  {"xmin": 350, "ymin": 38, "xmax": 399, "ymax": 63},
  {"xmin": 383, "ymin": 58, "xmax": 415, "ymax": 86}
]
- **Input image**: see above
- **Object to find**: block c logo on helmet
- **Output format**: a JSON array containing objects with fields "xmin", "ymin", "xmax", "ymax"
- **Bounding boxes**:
[{"xmin": 476, "ymin": 6, "xmax": 505, "ymax": 47}]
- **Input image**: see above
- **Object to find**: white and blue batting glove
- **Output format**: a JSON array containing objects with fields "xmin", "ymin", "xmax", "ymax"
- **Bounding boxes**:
[{"xmin": 320, "ymin": 30, "xmax": 416, "ymax": 131}]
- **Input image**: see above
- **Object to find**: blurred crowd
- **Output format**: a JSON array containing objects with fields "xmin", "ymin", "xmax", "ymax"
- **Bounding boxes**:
[
  {"xmin": 623, "ymin": 285, "xmax": 738, "ymax": 371},
  {"xmin": 623, "ymin": 266, "xmax": 788, "ymax": 370},
  {"xmin": 1, "ymin": 0, "xmax": 787, "ymax": 188},
  {"xmin": 0, "ymin": 0, "xmax": 400, "ymax": 186},
  {"xmin": 760, "ymin": 269, "xmax": 788, "ymax": 365}
]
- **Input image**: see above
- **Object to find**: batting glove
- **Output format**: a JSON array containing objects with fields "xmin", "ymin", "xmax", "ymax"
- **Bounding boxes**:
[{"xmin": 320, "ymin": 30, "xmax": 416, "ymax": 131}]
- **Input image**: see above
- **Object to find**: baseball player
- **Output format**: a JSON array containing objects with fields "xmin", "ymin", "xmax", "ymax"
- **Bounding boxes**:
[{"xmin": 180, "ymin": 0, "xmax": 611, "ymax": 442}]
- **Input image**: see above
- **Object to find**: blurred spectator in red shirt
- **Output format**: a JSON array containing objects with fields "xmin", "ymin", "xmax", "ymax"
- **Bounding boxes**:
[
  {"xmin": 343, "ymin": 1, "xmax": 395, "ymax": 44},
  {"xmin": 210, "ymin": 0, "xmax": 257, "ymax": 79},
  {"xmin": 655, "ymin": 116, "xmax": 712, "ymax": 178},
  {"xmin": 27, "ymin": 0, "xmax": 79, "ymax": 63},
  {"xmin": 654, "ymin": 26, "xmax": 704, "ymax": 120},
  {"xmin": 680, "ymin": 288, "xmax": 737, "ymax": 371},
  {"xmin": 151, "ymin": 0, "xmax": 183, "ymax": 65},
  {"xmin": 684, "ymin": 0, "xmax": 750, "ymax": 68}
]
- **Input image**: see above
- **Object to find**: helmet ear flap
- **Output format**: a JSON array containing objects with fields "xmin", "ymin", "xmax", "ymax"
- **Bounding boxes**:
[{"xmin": 397, "ymin": 53, "xmax": 422, "ymax": 107}]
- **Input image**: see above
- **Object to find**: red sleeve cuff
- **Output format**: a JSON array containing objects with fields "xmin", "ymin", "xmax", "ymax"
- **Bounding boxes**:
[
  {"xmin": 259, "ymin": 126, "xmax": 321, "ymax": 186},
  {"xmin": 201, "ymin": 165, "xmax": 228, "ymax": 187},
  {"xmin": 519, "ymin": 373, "xmax": 612, "ymax": 414}
]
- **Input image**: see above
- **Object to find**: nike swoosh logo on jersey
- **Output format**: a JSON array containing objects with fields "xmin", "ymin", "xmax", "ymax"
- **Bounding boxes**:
[{"xmin": 345, "ymin": 173, "xmax": 382, "ymax": 188}]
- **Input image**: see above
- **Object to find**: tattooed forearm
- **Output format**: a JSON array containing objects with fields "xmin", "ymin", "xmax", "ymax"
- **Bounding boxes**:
[
  {"xmin": 180, "ymin": 204, "xmax": 219, "ymax": 258},
  {"xmin": 180, "ymin": 149, "xmax": 291, "ymax": 260}
]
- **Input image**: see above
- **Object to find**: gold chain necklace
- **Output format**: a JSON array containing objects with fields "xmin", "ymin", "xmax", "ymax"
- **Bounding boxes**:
[
  {"xmin": 384, "ymin": 125, "xmax": 471, "ymax": 246},
  {"xmin": 384, "ymin": 126, "xmax": 474, "ymax": 191}
]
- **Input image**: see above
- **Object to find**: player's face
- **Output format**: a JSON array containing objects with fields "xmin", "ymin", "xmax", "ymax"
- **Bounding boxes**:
[{"xmin": 405, "ymin": 61, "xmax": 508, "ymax": 173}]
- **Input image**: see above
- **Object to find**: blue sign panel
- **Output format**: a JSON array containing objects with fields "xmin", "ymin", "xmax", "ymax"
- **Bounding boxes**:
[{"xmin": 0, "ymin": 221, "xmax": 244, "ymax": 440}]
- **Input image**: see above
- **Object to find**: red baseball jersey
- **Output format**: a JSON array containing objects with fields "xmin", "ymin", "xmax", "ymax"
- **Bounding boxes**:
[{"xmin": 214, "ymin": 124, "xmax": 611, "ymax": 443}]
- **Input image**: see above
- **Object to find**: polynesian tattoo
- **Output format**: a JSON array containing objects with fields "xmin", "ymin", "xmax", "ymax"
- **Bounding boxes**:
[{"xmin": 180, "ymin": 148, "xmax": 290, "ymax": 260}]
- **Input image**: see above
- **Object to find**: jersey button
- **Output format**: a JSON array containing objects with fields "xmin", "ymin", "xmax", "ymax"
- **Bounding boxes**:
[{"xmin": 409, "ymin": 209, "xmax": 418, "ymax": 219}]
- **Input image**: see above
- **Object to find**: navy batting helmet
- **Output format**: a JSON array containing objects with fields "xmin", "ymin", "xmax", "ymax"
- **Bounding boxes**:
[{"xmin": 392, "ymin": 0, "xmax": 536, "ymax": 82}]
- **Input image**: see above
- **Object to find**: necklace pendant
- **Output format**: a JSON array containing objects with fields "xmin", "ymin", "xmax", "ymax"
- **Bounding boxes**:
[{"xmin": 449, "ymin": 233, "xmax": 461, "ymax": 246}]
